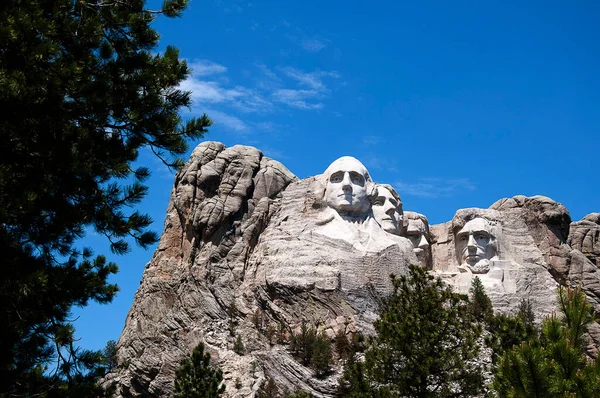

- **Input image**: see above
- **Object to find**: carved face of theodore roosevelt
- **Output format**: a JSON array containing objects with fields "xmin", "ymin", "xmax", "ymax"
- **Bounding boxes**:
[
  {"xmin": 405, "ymin": 212, "xmax": 431, "ymax": 267},
  {"xmin": 323, "ymin": 156, "xmax": 372, "ymax": 215}
]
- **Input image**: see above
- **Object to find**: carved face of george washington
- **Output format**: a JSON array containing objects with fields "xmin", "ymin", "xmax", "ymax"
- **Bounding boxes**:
[{"xmin": 323, "ymin": 156, "xmax": 372, "ymax": 216}]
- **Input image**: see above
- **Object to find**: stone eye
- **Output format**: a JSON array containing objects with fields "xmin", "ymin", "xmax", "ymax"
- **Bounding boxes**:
[
  {"xmin": 330, "ymin": 173, "xmax": 343, "ymax": 183},
  {"xmin": 351, "ymin": 175, "xmax": 362, "ymax": 184}
]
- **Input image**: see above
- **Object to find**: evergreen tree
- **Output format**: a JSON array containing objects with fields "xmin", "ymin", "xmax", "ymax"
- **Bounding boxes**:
[
  {"xmin": 0, "ymin": 0, "xmax": 211, "ymax": 395},
  {"xmin": 233, "ymin": 335, "xmax": 245, "ymax": 355},
  {"xmin": 469, "ymin": 276, "xmax": 493, "ymax": 322},
  {"xmin": 493, "ymin": 285, "xmax": 600, "ymax": 397},
  {"xmin": 292, "ymin": 321, "xmax": 316, "ymax": 366},
  {"xmin": 338, "ymin": 265, "xmax": 485, "ymax": 397},
  {"xmin": 258, "ymin": 377, "xmax": 279, "ymax": 398},
  {"xmin": 310, "ymin": 332, "xmax": 332, "ymax": 378},
  {"xmin": 334, "ymin": 328, "xmax": 351, "ymax": 360},
  {"xmin": 485, "ymin": 299, "xmax": 537, "ymax": 364},
  {"xmin": 174, "ymin": 343, "xmax": 225, "ymax": 398},
  {"xmin": 278, "ymin": 321, "xmax": 288, "ymax": 344}
]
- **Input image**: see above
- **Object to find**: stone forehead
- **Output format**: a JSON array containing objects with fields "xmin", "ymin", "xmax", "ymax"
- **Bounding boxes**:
[
  {"xmin": 323, "ymin": 156, "xmax": 371, "ymax": 181},
  {"xmin": 375, "ymin": 183, "xmax": 401, "ymax": 203},
  {"xmin": 458, "ymin": 217, "xmax": 492, "ymax": 234},
  {"xmin": 405, "ymin": 211, "xmax": 429, "ymax": 224},
  {"xmin": 407, "ymin": 218, "xmax": 427, "ymax": 233}
]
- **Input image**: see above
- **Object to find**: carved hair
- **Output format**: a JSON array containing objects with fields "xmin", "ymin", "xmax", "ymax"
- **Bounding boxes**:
[
  {"xmin": 404, "ymin": 211, "xmax": 432, "ymax": 242},
  {"xmin": 373, "ymin": 183, "xmax": 401, "ymax": 205}
]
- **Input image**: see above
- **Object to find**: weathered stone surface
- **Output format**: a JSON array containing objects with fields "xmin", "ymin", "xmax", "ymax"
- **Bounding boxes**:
[
  {"xmin": 430, "ymin": 203, "xmax": 558, "ymax": 318},
  {"xmin": 106, "ymin": 146, "xmax": 417, "ymax": 397},
  {"xmin": 107, "ymin": 143, "xmax": 600, "ymax": 397},
  {"xmin": 432, "ymin": 196, "xmax": 600, "ymax": 357},
  {"xmin": 569, "ymin": 213, "xmax": 600, "ymax": 267}
]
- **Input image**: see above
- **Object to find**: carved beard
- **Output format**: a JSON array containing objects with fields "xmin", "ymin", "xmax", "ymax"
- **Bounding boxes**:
[{"xmin": 465, "ymin": 258, "xmax": 491, "ymax": 274}]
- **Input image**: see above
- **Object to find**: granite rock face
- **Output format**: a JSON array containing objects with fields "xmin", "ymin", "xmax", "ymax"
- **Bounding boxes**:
[
  {"xmin": 106, "ymin": 143, "xmax": 416, "ymax": 397},
  {"xmin": 107, "ymin": 143, "xmax": 600, "ymax": 397},
  {"xmin": 569, "ymin": 213, "xmax": 600, "ymax": 267},
  {"xmin": 431, "ymin": 196, "xmax": 600, "ymax": 357}
]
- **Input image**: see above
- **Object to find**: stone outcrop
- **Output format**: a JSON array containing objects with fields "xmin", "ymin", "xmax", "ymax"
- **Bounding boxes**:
[
  {"xmin": 106, "ymin": 142, "xmax": 600, "ymax": 397},
  {"xmin": 569, "ymin": 213, "xmax": 600, "ymax": 267}
]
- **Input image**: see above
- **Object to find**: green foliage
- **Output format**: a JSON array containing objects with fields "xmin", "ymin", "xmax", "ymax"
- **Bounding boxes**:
[
  {"xmin": 334, "ymin": 329, "xmax": 351, "ymax": 360},
  {"xmin": 338, "ymin": 265, "xmax": 485, "ymax": 397},
  {"xmin": 492, "ymin": 285, "xmax": 600, "ymax": 397},
  {"xmin": 233, "ymin": 335, "xmax": 245, "ymax": 355},
  {"xmin": 0, "ymin": 0, "xmax": 210, "ymax": 394},
  {"xmin": 102, "ymin": 340, "xmax": 118, "ymax": 373},
  {"xmin": 311, "ymin": 332, "xmax": 333, "ymax": 378},
  {"xmin": 469, "ymin": 276, "xmax": 493, "ymax": 322},
  {"xmin": 290, "ymin": 321, "xmax": 317, "ymax": 366},
  {"xmin": 258, "ymin": 377, "xmax": 279, "ymax": 398},
  {"xmin": 486, "ymin": 299, "xmax": 537, "ymax": 364},
  {"xmin": 336, "ymin": 353, "xmax": 371, "ymax": 398},
  {"xmin": 174, "ymin": 343, "xmax": 225, "ymax": 398},
  {"xmin": 228, "ymin": 302, "xmax": 240, "ymax": 336},
  {"xmin": 289, "ymin": 322, "xmax": 332, "ymax": 377}
]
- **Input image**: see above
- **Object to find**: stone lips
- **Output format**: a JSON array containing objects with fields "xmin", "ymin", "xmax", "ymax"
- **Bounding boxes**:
[{"xmin": 106, "ymin": 143, "xmax": 600, "ymax": 397}]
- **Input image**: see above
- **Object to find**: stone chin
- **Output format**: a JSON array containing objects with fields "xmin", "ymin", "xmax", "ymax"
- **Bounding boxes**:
[
  {"xmin": 327, "ymin": 193, "xmax": 370, "ymax": 215},
  {"xmin": 462, "ymin": 258, "xmax": 492, "ymax": 274},
  {"xmin": 379, "ymin": 218, "xmax": 399, "ymax": 234}
]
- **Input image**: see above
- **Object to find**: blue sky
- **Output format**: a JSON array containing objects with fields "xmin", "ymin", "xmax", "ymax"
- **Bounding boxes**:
[{"xmin": 74, "ymin": 0, "xmax": 600, "ymax": 351}]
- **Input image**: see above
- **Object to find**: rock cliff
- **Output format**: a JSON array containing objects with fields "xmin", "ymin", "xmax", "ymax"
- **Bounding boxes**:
[{"xmin": 105, "ymin": 142, "xmax": 600, "ymax": 397}]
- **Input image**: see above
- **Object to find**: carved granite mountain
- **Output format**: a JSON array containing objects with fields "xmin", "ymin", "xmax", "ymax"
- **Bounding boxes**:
[{"xmin": 105, "ymin": 142, "xmax": 600, "ymax": 397}]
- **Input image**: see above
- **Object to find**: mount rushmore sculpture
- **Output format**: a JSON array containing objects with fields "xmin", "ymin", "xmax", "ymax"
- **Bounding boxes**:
[{"xmin": 106, "ymin": 142, "xmax": 600, "ymax": 397}]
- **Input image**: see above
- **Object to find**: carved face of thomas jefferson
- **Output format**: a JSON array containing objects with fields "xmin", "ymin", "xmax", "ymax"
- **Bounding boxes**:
[
  {"xmin": 372, "ymin": 184, "xmax": 403, "ymax": 235},
  {"xmin": 323, "ymin": 156, "xmax": 372, "ymax": 216},
  {"xmin": 456, "ymin": 217, "xmax": 497, "ymax": 266}
]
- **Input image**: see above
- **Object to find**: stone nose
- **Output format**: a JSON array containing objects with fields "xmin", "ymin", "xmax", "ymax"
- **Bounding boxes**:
[
  {"xmin": 384, "ymin": 202, "xmax": 396, "ymax": 216},
  {"xmin": 341, "ymin": 172, "xmax": 352, "ymax": 189},
  {"xmin": 418, "ymin": 235, "xmax": 429, "ymax": 249},
  {"xmin": 467, "ymin": 233, "xmax": 477, "ymax": 248}
]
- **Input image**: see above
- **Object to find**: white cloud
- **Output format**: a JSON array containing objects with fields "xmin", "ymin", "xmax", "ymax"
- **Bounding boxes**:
[
  {"xmin": 255, "ymin": 63, "xmax": 280, "ymax": 82},
  {"xmin": 180, "ymin": 80, "xmax": 245, "ymax": 104},
  {"xmin": 272, "ymin": 89, "xmax": 323, "ymax": 110},
  {"xmin": 178, "ymin": 59, "xmax": 342, "ymax": 131},
  {"xmin": 179, "ymin": 71, "xmax": 272, "ymax": 113},
  {"xmin": 393, "ymin": 178, "xmax": 476, "ymax": 198},
  {"xmin": 205, "ymin": 109, "xmax": 248, "ymax": 132},
  {"xmin": 188, "ymin": 60, "xmax": 227, "ymax": 76},
  {"xmin": 281, "ymin": 67, "xmax": 339, "ymax": 91},
  {"xmin": 301, "ymin": 38, "xmax": 327, "ymax": 53}
]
